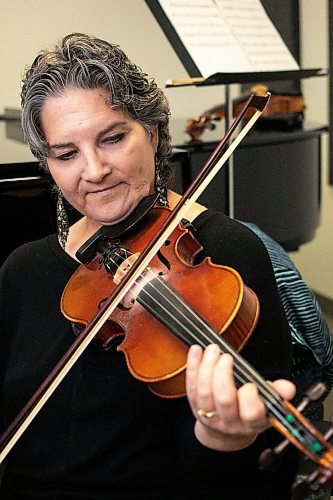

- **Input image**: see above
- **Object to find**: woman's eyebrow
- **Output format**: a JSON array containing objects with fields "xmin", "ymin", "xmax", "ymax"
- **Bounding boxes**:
[
  {"xmin": 96, "ymin": 121, "xmax": 127, "ymax": 140},
  {"xmin": 47, "ymin": 141, "xmax": 75, "ymax": 152}
]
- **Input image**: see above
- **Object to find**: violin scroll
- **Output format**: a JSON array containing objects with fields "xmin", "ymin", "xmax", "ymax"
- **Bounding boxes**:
[{"xmin": 260, "ymin": 383, "xmax": 333, "ymax": 499}]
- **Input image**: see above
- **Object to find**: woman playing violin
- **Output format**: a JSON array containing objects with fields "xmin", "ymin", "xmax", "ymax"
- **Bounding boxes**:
[{"xmin": 0, "ymin": 33, "xmax": 297, "ymax": 499}]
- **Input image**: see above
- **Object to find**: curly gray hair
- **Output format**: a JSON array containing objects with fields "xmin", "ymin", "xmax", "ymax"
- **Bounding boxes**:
[{"xmin": 21, "ymin": 33, "xmax": 173, "ymax": 190}]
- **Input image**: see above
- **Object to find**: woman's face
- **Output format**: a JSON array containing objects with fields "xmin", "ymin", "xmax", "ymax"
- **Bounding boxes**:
[{"xmin": 41, "ymin": 87, "xmax": 157, "ymax": 228}]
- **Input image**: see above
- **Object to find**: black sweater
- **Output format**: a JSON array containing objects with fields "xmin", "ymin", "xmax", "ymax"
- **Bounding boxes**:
[{"xmin": 0, "ymin": 211, "xmax": 294, "ymax": 499}]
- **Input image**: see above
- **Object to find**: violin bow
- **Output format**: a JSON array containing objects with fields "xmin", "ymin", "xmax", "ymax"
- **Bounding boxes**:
[{"xmin": 0, "ymin": 93, "xmax": 268, "ymax": 463}]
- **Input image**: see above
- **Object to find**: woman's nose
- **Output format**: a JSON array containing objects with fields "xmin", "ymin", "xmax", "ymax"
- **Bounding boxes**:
[{"xmin": 82, "ymin": 150, "xmax": 110, "ymax": 183}]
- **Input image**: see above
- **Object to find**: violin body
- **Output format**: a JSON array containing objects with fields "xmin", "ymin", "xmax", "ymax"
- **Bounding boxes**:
[
  {"xmin": 61, "ymin": 207, "xmax": 259, "ymax": 397},
  {"xmin": 186, "ymin": 84, "xmax": 306, "ymax": 141}
]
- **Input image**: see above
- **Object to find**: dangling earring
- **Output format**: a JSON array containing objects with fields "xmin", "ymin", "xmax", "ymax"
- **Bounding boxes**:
[
  {"xmin": 154, "ymin": 155, "xmax": 169, "ymax": 207},
  {"xmin": 56, "ymin": 190, "xmax": 69, "ymax": 250}
]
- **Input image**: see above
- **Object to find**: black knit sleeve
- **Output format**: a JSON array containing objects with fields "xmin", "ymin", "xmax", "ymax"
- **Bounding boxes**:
[{"xmin": 0, "ymin": 254, "xmax": 19, "ymax": 434}]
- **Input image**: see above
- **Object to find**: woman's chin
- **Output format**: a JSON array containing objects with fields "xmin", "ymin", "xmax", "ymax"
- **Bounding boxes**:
[{"xmin": 85, "ymin": 209, "xmax": 132, "ymax": 229}]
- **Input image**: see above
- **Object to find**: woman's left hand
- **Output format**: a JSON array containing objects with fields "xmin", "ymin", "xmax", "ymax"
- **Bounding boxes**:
[{"xmin": 186, "ymin": 344, "xmax": 296, "ymax": 452}]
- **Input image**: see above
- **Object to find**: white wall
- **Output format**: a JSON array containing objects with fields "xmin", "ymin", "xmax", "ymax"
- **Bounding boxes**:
[
  {"xmin": 291, "ymin": 0, "xmax": 333, "ymax": 300},
  {"xmin": 0, "ymin": 0, "xmax": 226, "ymax": 152},
  {"xmin": 0, "ymin": 0, "xmax": 332, "ymax": 298}
]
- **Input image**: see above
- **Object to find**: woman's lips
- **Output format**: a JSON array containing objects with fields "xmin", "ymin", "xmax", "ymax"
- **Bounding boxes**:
[{"xmin": 89, "ymin": 184, "xmax": 120, "ymax": 194}]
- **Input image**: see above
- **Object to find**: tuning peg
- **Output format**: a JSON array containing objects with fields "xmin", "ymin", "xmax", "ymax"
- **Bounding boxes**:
[
  {"xmin": 306, "ymin": 382, "xmax": 327, "ymax": 400},
  {"xmin": 291, "ymin": 467, "xmax": 333, "ymax": 500},
  {"xmin": 260, "ymin": 384, "xmax": 327, "ymax": 472},
  {"xmin": 292, "ymin": 465, "xmax": 333, "ymax": 500},
  {"xmin": 292, "ymin": 476, "xmax": 315, "ymax": 500},
  {"xmin": 296, "ymin": 383, "xmax": 326, "ymax": 413},
  {"xmin": 324, "ymin": 426, "xmax": 333, "ymax": 441},
  {"xmin": 259, "ymin": 438, "xmax": 291, "ymax": 470},
  {"xmin": 292, "ymin": 466, "xmax": 324, "ymax": 500}
]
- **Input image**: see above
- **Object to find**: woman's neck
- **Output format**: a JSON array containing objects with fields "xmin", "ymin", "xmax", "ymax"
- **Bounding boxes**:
[
  {"xmin": 167, "ymin": 190, "xmax": 207, "ymax": 221},
  {"xmin": 64, "ymin": 217, "xmax": 98, "ymax": 260}
]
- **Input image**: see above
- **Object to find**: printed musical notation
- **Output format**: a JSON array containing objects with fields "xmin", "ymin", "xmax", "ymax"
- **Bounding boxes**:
[{"xmin": 158, "ymin": 0, "xmax": 299, "ymax": 77}]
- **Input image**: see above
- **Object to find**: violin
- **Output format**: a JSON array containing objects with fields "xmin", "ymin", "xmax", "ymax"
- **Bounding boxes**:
[
  {"xmin": 61, "ymin": 204, "xmax": 259, "ymax": 397},
  {"xmin": 186, "ymin": 84, "xmax": 306, "ymax": 142},
  {"xmin": 61, "ymin": 203, "xmax": 333, "ymax": 499},
  {"xmin": 0, "ymin": 93, "xmax": 332, "ymax": 499}
]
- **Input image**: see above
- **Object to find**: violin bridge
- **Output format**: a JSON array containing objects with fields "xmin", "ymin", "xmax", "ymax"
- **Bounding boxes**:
[{"xmin": 113, "ymin": 253, "xmax": 140, "ymax": 285}]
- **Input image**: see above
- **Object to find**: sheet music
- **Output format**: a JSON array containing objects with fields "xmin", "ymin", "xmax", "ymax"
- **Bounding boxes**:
[{"xmin": 158, "ymin": 0, "xmax": 299, "ymax": 77}]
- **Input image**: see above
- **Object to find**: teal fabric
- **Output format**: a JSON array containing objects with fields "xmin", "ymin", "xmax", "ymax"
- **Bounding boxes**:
[{"xmin": 240, "ymin": 221, "xmax": 333, "ymax": 418}]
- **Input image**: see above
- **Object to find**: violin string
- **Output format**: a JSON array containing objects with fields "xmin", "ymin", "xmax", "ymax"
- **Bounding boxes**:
[
  {"xmin": 133, "ymin": 274, "xmax": 323, "ymax": 449},
  {"xmin": 113, "ymin": 248, "xmax": 332, "ymax": 455},
  {"xmin": 138, "ymin": 277, "xmax": 294, "ymax": 426},
  {"xmin": 111, "ymin": 249, "xmax": 282, "ymax": 401},
  {"xmin": 109, "ymin": 249, "xmax": 330, "ymax": 453},
  {"xmin": 109, "ymin": 249, "xmax": 294, "ymax": 430},
  {"xmin": 136, "ymin": 267, "xmax": 331, "ymax": 453}
]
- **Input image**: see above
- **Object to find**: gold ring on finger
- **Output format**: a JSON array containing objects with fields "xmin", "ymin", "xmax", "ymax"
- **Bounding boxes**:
[{"xmin": 198, "ymin": 408, "xmax": 218, "ymax": 418}]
